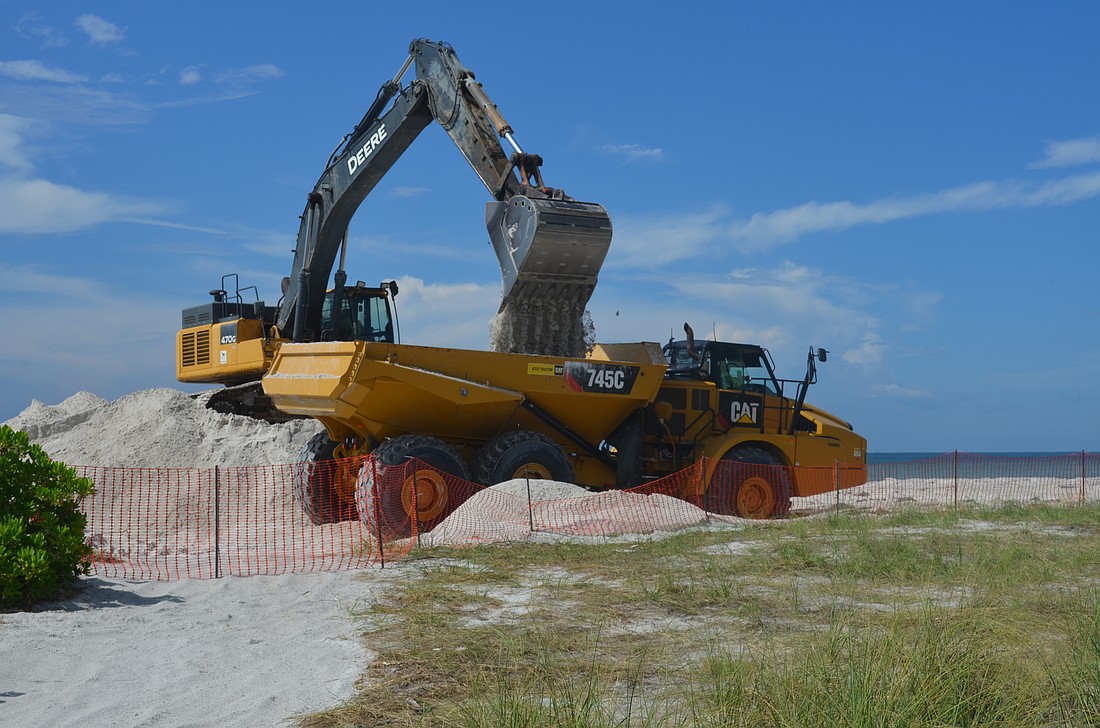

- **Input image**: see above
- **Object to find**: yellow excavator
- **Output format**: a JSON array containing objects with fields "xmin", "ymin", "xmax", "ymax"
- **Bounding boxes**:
[{"xmin": 177, "ymin": 38, "xmax": 613, "ymax": 415}]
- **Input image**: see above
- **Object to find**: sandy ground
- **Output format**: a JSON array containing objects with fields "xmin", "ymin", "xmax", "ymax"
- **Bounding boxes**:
[
  {"xmin": 3, "ymin": 390, "xmax": 1093, "ymax": 726},
  {"xmin": 0, "ymin": 569, "xmax": 409, "ymax": 727}
]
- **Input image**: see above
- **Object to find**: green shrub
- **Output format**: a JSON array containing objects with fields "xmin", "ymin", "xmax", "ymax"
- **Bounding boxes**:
[{"xmin": 0, "ymin": 425, "xmax": 95, "ymax": 607}]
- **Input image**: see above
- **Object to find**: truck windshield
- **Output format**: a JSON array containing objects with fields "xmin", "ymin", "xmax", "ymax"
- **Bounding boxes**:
[
  {"xmin": 732, "ymin": 349, "xmax": 779, "ymax": 395},
  {"xmin": 665, "ymin": 341, "xmax": 781, "ymax": 395},
  {"xmin": 321, "ymin": 290, "xmax": 393, "ymax": 342}
]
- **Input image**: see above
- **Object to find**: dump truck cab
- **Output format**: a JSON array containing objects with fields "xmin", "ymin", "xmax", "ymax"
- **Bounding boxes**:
[{"xmin": 643, "ymin": 335, "xmax": 867, "ymax": 513}]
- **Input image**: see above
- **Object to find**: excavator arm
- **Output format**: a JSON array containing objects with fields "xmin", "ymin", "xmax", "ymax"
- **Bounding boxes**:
[{"xmin": 277, "ymin": 39, "xmax": 612, "ymax": 355}]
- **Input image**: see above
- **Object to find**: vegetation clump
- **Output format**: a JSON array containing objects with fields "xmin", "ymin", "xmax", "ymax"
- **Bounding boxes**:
[{"xmin": 0, "ymin": 425, "xmax": 95, "ymax": 607}]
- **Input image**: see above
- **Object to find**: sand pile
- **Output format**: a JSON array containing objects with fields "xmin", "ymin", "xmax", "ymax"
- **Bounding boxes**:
[
  {"xmin": 3, "ymin": 388, "xmax": 323, "ymax": 468},
  {"xmin": 422, "ymin": 478, "xmax": 729, "ymax": 546}
]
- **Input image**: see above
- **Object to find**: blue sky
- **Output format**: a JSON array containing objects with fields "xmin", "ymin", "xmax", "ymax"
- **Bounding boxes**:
[{"xmin": 1, "ymin": 2, "xmax": 1098, "ymax": 452}]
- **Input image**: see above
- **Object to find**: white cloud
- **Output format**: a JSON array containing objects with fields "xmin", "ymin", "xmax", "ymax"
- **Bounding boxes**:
[
  {"xmin": 76, "ymin": 14, "xmax": 126, "ymax": 44},
  {"xmin": 842, "ymin": 332, "xmax": 886, "ymax": 366},
  {"xmin": 0, "ymin": 115, "xmax": 35, "ymax": 172},
  {"xmin": 214, "ymin": 64, "xmax": 285, "ymax": 84},
  {"xmin": 727, "ymin": 170, "xmax": 1100, "ymax": 249},
  {"xmin": 0, "ymin": 60, "xmax": 86, "ymax": 84},
  {"xmin": 608, "ymin": 206, "xmax": 727, "ymax": 267},
  {"xmin": 596, "ymin": 143, "xmax": 664, "ymax": 161},
  {"xmin": 15, "ymin": 14, "xmax": 69, "ymax": 49},
  {"xmin": 179, "ymin": 67, "xmax": 202, "ymax": 86},
  {"xmin": 1030, "ymin": 135, "xmax": 1100, "ymax": 169},
  {"xmin": 869, "ymin": 383, "xmax": 931, "ymax": 398},
  {"xmin": 390, "ymin": 276, "xmax": 499, "ymax": 348},
  {"xmin": 0, "ymin": 177, "xmax": 169, "ymax": 234},
  {"xmin": 0, "ymin": 266, "xmax": 185, "ymax": 421},
  {"xmin": 0, "ymin": 264, "xmax": 109, "ymax": 301}
]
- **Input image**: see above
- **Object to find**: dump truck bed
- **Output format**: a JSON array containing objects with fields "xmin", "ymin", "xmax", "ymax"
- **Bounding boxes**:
[{"xmin": 262, "ymin": 341, "xmax": 667, "ymax": 448}]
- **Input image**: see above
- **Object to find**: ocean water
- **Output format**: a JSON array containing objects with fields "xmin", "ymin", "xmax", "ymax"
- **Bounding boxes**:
[
  {"xmin": 868, "ymin": 452, "xmax": 1100, "ymax": 479},
  {"xmin": 870, "ymin": 452, "xmax": 1083, "ymax": 464}
]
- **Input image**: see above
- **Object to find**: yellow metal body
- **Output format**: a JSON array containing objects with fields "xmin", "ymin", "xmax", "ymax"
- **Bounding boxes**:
[
  {"xmin": 177, "ymin": 317, "xmax": 275, "ymax": 386},
  {"xmin": 263, "ymin": 341, "xmax": 668, "ymax": 487},
  {"xmin": 262, "ymin": 340, "xmax": 867, "ymax": 496}
]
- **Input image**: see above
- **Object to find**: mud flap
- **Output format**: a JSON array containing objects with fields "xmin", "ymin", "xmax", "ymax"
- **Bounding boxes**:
[{"xmin": 486, "ymin": 196, "xmax": 612, "ymax": 307}]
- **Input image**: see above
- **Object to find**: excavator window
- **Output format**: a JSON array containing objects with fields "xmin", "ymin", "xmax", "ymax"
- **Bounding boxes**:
[{"xmin": 319, "ymin": 289, "xmax": 395, "ymax": 343}]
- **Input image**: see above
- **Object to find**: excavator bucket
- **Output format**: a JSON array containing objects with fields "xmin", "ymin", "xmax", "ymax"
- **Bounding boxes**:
[
  {"xmin": 486, "ymin": 196, "xmax": 612, "ymax": 358},
  {"xmin": 487, "ymin": 196, "xmax": 612, "ymax": 304}
]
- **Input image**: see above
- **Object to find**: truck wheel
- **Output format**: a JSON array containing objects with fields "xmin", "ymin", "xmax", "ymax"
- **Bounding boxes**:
[
  {"xmin": 474, "ymin": 431, "xmax": 574, "ymax": 485},
  {"xmin": 708, "ymin": 446, "xmax": 792, "ymax": 519},
  {"xmin": 293, "ymin": 431, "xmax": 353, "ymax": 525},
  {"xmin": 355, "ymin": 435, "xmax": 471, "ymax": 538}
]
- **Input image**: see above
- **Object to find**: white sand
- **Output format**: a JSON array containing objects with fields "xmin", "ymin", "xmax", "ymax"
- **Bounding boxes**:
[
  {"xmin": 2, "ymin": 390, "xmax": 349, "ymax": 727},
  {"xmin": 3, "ymin": 388, "xmax": 1093, "ymax": 726},
  {"xmin": 0, "ymin": 569, "xmax": 407, "ymax": 728},
  {"xmin": 4, "ymin": 388, "xmax": 323, "ymax": 468}
]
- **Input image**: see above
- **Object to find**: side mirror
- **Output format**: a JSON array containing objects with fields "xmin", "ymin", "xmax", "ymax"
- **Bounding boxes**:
[
  {"xmin": 386, "ymin": 280, "xmax": 399, "ymax": 298},
  {"xmin": 817, "ymin": 347, "xmax": 828, "ymax": 363}
]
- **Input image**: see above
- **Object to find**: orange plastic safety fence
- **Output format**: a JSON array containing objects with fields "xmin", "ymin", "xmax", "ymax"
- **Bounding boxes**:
[
  {"xmin": 74, "ymin": 452, "xmax": 1100, "ymax": 579},
  {"xmin": 793, "ymin": 452, "xmax": 1100, "ymax": 513},
  {"xmin": 78, "ymin": 465, "xmax": 217, "ymax": 580}
]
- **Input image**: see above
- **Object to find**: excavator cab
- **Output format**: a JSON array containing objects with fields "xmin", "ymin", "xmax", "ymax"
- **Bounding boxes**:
[{"xmin": 320, "ymin": 283, "xmax": 395, "ymax": 343}]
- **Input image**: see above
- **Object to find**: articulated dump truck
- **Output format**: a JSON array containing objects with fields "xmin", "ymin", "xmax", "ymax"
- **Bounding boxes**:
[{"xmin": 263, "ymin": 333, "xmax": 867, "ymax": 534}]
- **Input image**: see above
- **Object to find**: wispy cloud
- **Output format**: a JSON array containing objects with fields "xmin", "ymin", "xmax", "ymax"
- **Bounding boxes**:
[
  {"xmin": 76, "ymin": 14, "xmax": 126, "ymax": 44},
  {"xmin": 116, "ymin": 217, "xmax": 225, "ymax": 235},
  {"xmin": 0, "ymin": 60, "xmax": 86, "ymax": 84},
  {"xmin": 1029, "ymin": 135, "xmax": 1100, "ymax": 169},
  {"xmin": 727, "ymin": 170, "xmax": 1100, "ymax": 249},
  {"xmin": 179, "ymin": 67, "xmax": 203, "ymax": 86},
  {"xmin": 0, "ymin": 178, "xmax": 170, "ymax": 234},
  {"xmin": 608, "ymin": 206, "xmax": 727, "ymax": 267},
  {"xmin": 213, "ymin": 64, "xmax": 285, "ymax": 84},
  {"xmin": 15, "ymin": 14, "xmax": 69, "ymax": 49},
  {"xmin": 0, "ymin": 264, "xmax": 111, "ymax": 301},
  {"xmin": 596, "ymin": 143, "xmax": 664, "ymax": 161},
  {"xmin": 391, "ymin": 276, "xmax": 499, "ymax": 347},
  {"xmin": 0, "ymin": 115, "xmax": 35, "ymax": 172},
  {"xmin": 842, "ymin": 332, "xmax": 886, "ymax": 366},
  {"xmin": 870, "ymin": 383, "xmax": 931, "ymax": 398}
]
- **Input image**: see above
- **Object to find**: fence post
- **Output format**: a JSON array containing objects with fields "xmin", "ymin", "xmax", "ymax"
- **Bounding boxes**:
[
  {"xmin": 412, "ymin": 459, "xmax": 421, "ymax": 547},
  {"xmin": 523, "ymin": 466, "xmax": 536, "ymax": 533},
  {"xmin": 213, "ymin": 465, "xmax": 221, "ymax": 579},
  {"xmin": 953, "ymin": 450, "xmax": 958, "ymax": 511},
  {"xmin": 372, "ymin": 458, "xmax": 385, "ymax": 569},
  {"xmin": 834, "ymin": 459, "xmax": 840, "ymax": 515},
  {"xmin": 1081, "ymin": 450, "xmax": 1087, "ymax": 506}
]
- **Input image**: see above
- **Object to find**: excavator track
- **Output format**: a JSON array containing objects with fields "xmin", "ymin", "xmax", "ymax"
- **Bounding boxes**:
[{"xmin": 194, "ymin": 382, "xmax": 305, "ymax": 423}]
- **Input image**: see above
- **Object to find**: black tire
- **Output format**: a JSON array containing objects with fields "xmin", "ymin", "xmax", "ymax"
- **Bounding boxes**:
[
  {"xmin": 707, "ymin": 445, "xmax": 792, "ymax": 519},
  {"xmin": 355, "ymin": 435, "xmax": 470, "ymax": 538},
  {"xmin": 293, "ymin": 431, "xmax": 353, "ymax": 525},
  {"xmin": 473, "ymin": 430, "xmax": 574, "ymax": 485}
]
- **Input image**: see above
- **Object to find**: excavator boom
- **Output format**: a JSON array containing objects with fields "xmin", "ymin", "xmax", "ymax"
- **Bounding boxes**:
[{"xmin": 278, "ymin": 39, "xmax": 611, "ymax": 356}]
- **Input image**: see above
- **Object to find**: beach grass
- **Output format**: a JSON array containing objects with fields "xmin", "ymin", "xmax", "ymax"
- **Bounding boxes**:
[{"xmin": 298, "ymin": 502, "xmax": 1100, "ymax": 727}]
